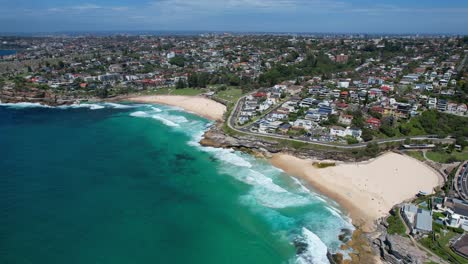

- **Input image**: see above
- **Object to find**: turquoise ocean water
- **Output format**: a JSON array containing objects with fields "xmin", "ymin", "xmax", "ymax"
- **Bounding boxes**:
[{"xmin": 0, "ymin": 102, "xmax": 353, "ymax": 264}]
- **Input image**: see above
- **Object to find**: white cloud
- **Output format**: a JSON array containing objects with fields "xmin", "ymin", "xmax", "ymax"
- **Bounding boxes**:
[{"xmin": 71, "ymin": 4, "xmax": 102, "ymax": 11}]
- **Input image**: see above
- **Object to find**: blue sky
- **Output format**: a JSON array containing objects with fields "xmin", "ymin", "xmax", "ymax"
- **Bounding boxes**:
[{"xmin": 1, "ymin": 0, "xmax": 468, "ymax": 33}]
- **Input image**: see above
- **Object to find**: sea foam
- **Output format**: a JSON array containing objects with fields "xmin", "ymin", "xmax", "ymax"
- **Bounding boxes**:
[
  {"xmin": 126, "ymin": 103, "xmax": 353, "ymax": 262},
  {"xmin": 0, "ymin": 102, "xmax": 52, "ymax": 108},
  {"xmin": 151, "ymin": 115, "xmax": 179, "ymax": 127},
  {"xmin": 296, "ymin": 228, "xmax": 330, "ymax": 264}
]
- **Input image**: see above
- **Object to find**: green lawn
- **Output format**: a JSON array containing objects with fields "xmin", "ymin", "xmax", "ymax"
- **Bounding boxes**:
[
  {"xmin": 420, "ymin": 229, "xmax": 468, "ymax": 264},
  {"xmin": 426, "ymin": 150, "xmax": 468, "ymax": 163},
  {"xmin": 214, "ymin": 88, "xmax": 244, "ymax": 104},
  {"xmin": 387, "ymin": 210, "xmax": 406, "ymax": 236},
  {"xmin": 406, "ymin": 151, "xmax": 426, "ymax": 162},
  {"xmin": 139, "ymin": 87, "xmax": 206, "ymax": 96}
]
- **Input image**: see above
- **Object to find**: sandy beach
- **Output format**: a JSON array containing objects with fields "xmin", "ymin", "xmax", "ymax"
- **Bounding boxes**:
[
  {"xmin": 271, "ymin": 152, "xmax": 443, "ymax": 231},
  {"xmin": 127, "ymin": 95, "xmax": 226, "ymax": 121}
]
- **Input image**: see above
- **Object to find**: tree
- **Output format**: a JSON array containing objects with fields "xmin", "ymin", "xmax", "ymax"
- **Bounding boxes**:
[
  {"xmin": 198, "ymin": 72, "xmax": 209, "ymax": 88},
  {"xmin": 351, "ymin": 111, "xmax": 365, "ymax": 128},
  {"xmin": 58, "ymin": 61, "xmax": 65, "ymax": 69},
  {"xmin": 169, "ymin": 56, "xmax": 185, "ymax": 67},
  {"xmin": 346, "ymin": 136, "xmax": 359, "ymax": 145},
  {"xmin": 228, "ymin": 75, "xmax": 241, "ymax": 86},
  {"xmin": 380, "ymin": 124, "xmax": 396, "ymax": 137},
  {"xmin": 176, "ymin": 79, "xmax": 187, "ymax": 89},
  {"xmin": 364, "ymin": 142, "xmax": 380, "ymax": 157},
  {"xmin": 188, "ymin": 74, "xmax": 198, "ymax": 88},
  {"xmin": 95, "ymin": 87, "xmax": 108, "ymax": 98},
  {"xmin": 361, "ymin": 128, "xmax": 373, "ymax": 142}
]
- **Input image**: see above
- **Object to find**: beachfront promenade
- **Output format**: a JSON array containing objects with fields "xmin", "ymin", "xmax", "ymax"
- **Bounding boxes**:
[{"xmin": 227, "ymin": 93, "xmax": 455, "ymax": 150}]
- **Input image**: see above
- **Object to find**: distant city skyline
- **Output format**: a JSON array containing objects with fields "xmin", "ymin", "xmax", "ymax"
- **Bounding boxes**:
[{"xmin": 1, "ymin": 0, "xmax": 468, "ymax": 34}]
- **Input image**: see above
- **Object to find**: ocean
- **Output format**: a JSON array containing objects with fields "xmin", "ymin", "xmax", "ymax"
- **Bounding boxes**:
[
  {"xmin": 0, "ymin": 102, "xmax": 353, "ymax": 264},
  {"xmin": 0, "ymin": 50, "xmax": 16, "ymax": 56}
]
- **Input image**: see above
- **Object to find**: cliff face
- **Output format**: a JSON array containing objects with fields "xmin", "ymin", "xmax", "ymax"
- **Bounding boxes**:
[
  {"xmin": 200, "ymin": 123, "xmax": 358, "ymax": 162},
  {"xmin": 0, "ymin": 87, "xmax": 76, "ymax": 106}
]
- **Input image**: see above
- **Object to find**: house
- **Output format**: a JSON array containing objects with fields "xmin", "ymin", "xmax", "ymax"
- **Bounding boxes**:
[
  {"xmin": 305, "ymin": 110, "xmax": 321, "ymax": 122},
  {"xmin": 278, "ymin": 123, "xmax": 292, "ymax": 134},
  {"xmin": 309, "ymin": 87, "xmax": 321, "ymax": 95},
  {"xmin": 338, "ymin": 81, "xmax": 350, "ymax": 89},
  {"xmin": 447, "ymin": 212, "xmax": 468, "ymax": 231},
  {"xmin": 335, "ymin": 54, "xmax": 349, "ymax": 63},
  {"xmin": 336, "ymin": 102, "xmax": 348, "ymax": 110},
  {"xmin": 329, "ymin": 126, "xmax": 346, "ymax": 137},
  {"xmin": 293, "ymin": 119, "xmax": 313, "ymax": 130},
  {"xmin": 427, "ymin": 98, "xmax": 437, "ymax": 109},
  {"xmin": 344, "ymin": 127, "xmax": 362, "ymax": 139},
  {"xmin": 402, "ymin": 204, "xmax": 418, "ymax": 228},
  {"xmin": 437, "ymin": 99, "xmax": 448, "ymax": 112},
  {"xmin": 415, "ymin": 209, "xmax": 432, "ymax": 233},
  {"xmin": 300, "ymin": 98, "xmax": 315, "ymax": 108},
  {"xmin": 340, "ymin": 91, "xmax": 349, "ymax": 99},
  {"xmin": 457, "ymin": 104, "xmax": 467, "ymax": 115},
  {"xmin": 338, "ymin": 114, "xmax": 353, "ymax": 126},
  {"xmin": 402, "ymin": 204, "xmax": 433, "ymax": 234},
  {"xmin": 318, "ymin": 103, "xmax": 333, "ymax": 116},
  {"xmin": 366, "ymin": 118, "xmax": 381, "ymax": 129},
  {"xmin": 256, "ymin": 120, "xmax": 282, "ymax": 134},
  {"xmin": 253, "ymin": 91, "xmax": 267, "ymax": 98}
]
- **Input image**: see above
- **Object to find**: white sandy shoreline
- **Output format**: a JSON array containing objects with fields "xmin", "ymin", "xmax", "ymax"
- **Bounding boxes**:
[
  {"xmin": 126, "ymin": 95, "xmax": 226, "ymax": 121},
  {"xmin": 270, "ymin": 152, "xmax": 443, "ymax": 232}
]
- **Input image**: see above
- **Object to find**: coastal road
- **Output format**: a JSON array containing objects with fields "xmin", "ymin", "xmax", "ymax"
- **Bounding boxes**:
[
  {"xmin": 227, "ymin": 93, "xmax": 455, "ymax": 150},
  {"xmin": 456, "ymin": 162, "xmax": 468, "ymax": 200},
  {"xmin": 457, "ymin": 53, "xmax": 468, "ymax": 72}
]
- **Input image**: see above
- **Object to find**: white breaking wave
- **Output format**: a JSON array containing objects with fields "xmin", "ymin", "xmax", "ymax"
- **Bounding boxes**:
[
  {"xmin": 0, "ymin": 102, "xmax": 52, "ymax": 108},
  {"xmin": 201, "ymin": 147, "xmax": 253, "ymax": 168},
  {"xmin": 164, "ymin": 115, "xmax": 189, "ymax": 123},
  {"xmin": 296, "ymin": 228, "xmax": 330, "ymax": 264},
  {"xmin": 102, "ymin": 102, "xmax": 136, "ymax": 109},
  {"xmin": 326, "ymin": 206, "xmax": 342, "ymax": 218},
  {"xmin": 130, "ymin": 111, "xmax": 151, "ymax": 118},
  {"xmin": 88, "ymin": 104, "xmax": 105, "ymax": 110},
  {"xmin": 0, "ymin": 101, "xmax": 144, "ymax": 110},
  {"xmin": 151, "ymin": 115, "xmax": 179, "ymax": 127},
  {"xmin": 252, "ymin": 188, "xmax": 312, "ymax": 209},
  {"xmin": 151, "ymin": 107, "xmax": 162, "ymax": 112},
  {"xmin": 127, "ymin": 104, "xmax": 353, "ymax": 262}
]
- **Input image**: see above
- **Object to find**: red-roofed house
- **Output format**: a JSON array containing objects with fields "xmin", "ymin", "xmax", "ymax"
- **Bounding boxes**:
[
  {"xmin": 366, "ymin": 118, "xmax": 381, "ymax": 129},
  {"xmin": 371, "ymin": 106, "xmax": 384, "ymax": 114},
  {"xmin": 340, "ymin": 91, "xmax": 349, "ymax": 99},
  {"xmin": 338, "ymin": 114, "xmax": 353, "ymax": 126},
  {"xmin": 254, "ymin": 92, "xmax": 267, "ymax": 98},
  {"xmin": 336, "ymin": 102, "xmax": 348, "ymax": 110},
  {"xmin": 380, "ymin": 86, "xmax": 391, "ymax": 93}
]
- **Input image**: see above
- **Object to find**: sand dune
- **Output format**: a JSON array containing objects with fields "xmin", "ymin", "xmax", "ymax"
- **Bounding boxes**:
[
  {"xmin": 271, "ymin": 152, "xmax": 443, "ymax": 231},
  {"xmin": 128, "ymin": 95, "xmax": 226, "ymax": 121}
]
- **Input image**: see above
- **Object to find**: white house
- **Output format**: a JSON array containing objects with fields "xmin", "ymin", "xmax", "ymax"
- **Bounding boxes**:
[
  {"xmin": 293, "ymin": 119, "xmax": 314, "ymax": 130},
  {"xmin": 329, "ymin": 126, "xmax": 362, "ymax": 139},
  {"xmin": 329, "ymin": 126, "xmax": 346, "ymax": 137},
  {"xmin": 338, "ymin": 81, "xmax": 350, "ymax": 89}
]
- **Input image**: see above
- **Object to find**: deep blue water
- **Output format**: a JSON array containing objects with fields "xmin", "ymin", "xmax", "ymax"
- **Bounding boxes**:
[
  {"xmin": 0, "ymin": 102, "xmax": 352, "ymax": 264},
  {"xmin": 0, "ymin": 50, "xmax": 16, "ymax": 56}
]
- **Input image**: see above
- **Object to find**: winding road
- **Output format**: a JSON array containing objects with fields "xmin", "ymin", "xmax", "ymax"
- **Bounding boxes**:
[{"xmin": 226, "ymin": 93, "xmax": 455, "ymax": 150}]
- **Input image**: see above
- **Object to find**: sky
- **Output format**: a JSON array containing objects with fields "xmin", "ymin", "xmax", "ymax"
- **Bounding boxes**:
[{"xmin": 1, "ymin": 0, "xmax": 468, "ymax": 34}]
